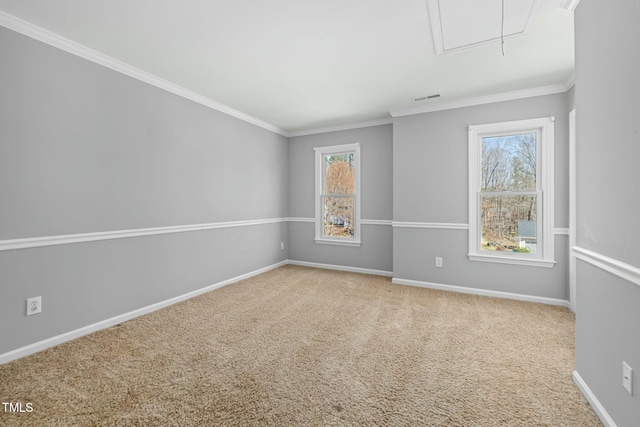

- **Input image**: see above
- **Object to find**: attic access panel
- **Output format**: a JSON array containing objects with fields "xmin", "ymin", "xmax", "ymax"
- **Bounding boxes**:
[{"xmin": 427, "ymin": 0, "xmax": 543, "ymax": 55}]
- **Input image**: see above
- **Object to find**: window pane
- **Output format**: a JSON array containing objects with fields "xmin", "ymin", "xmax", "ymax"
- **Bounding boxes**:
[
  {"xmin": 481, "ymin": 194, "xmax": 537, "ymax": 253},
  {"xmin": 322, "ymin": 196, "xmax": 354, "ymax": 238},
  {"xmin": 324, "ymin": 154, "xmax": 355, "ymax": 194},
  {"xmin": 481, "ymin": 133, "xmax": 536, "ymax": 192}
]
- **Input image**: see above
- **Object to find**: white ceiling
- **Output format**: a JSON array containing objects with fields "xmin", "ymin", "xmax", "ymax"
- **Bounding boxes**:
[{"xmin": 0, "ymin": 0, "xmax": 574, "ymax": 134}]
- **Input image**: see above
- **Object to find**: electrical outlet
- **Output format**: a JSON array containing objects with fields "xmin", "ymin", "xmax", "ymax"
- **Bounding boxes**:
[
  {"xmin": 26, "ymin": 296, "xmax": 42, "ymax": 316},
  {"xmin": 435, "ymin": 257, "xmax": 443, "ymax": 268},
  {"xmin": 280, "ymin": 241, "xmax": 285, "ymax": 250},
  {"xmin": 623, "ymin": 361, "xmax": 633, "ymax": 395}
]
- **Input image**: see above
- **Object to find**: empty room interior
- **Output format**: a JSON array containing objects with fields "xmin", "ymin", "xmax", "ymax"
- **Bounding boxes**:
[{"xmin": 1, "ymin": 0, "xmax": 638, "ymax": 426}]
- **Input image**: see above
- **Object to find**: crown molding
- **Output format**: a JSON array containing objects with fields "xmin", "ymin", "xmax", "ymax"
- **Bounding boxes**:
[
  {"xmin": 559, "ymin": 0, "xmax": 581, "ymax": 12},
  {"xmin": 564, "ymin": 73, "xmax": 575, "ymax": 90},
  {"xmin": 0, "ymin": 11, "xmax": 577, "ymax": 139},
  {"xmin": 0, "ymin": 11, "xmax": 288, "ymax": 137},
  {"xmin": 288, "ymin": 118, "xmax": 393, "ymax": 138},
  {"xmin": 389, "ymin": 84, "xmax": 568, "ymax": 118}
]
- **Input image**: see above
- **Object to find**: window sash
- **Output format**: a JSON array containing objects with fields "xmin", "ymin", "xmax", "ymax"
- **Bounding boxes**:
[
  {"xmin": 477, "ymin": 191, "xmax": 542, "ymax": 258},
  {"xmin": 481, "ymin": 132, "xmax": 539, "ymax": 193},
  {"xmin": 322, "ymin": 152, "xmax": 356, "ymax": 195},
  {"xmin": 321, "ymin": 195, "xmax": 355, "ymax": 239}
]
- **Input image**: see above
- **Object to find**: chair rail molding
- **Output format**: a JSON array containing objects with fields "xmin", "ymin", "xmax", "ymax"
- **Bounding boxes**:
[
  {"xmin": 573, "ymin": 246, "xmax": 640, "ymax": 287},
  {"xmin": 392, "ymin": 222, "xmax": 469, "ymax": 230},
  {"xmin": 0, "ymin": 218, "xmax": 288, "ymax": 251}
]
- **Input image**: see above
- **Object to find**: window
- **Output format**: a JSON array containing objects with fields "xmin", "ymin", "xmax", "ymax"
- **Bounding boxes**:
[
  {"xmin": 314, "ymin": 143, "xmax": 361, "ymax": 246},
  {"xmin": 468, "ymin": 117, "xmax": 555, "ymax": 267}
]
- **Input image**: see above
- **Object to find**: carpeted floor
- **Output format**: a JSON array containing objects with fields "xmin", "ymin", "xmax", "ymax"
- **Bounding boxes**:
[{"xmin": 1, "ymin": 265, "xmax": 601, "ymax": 426}]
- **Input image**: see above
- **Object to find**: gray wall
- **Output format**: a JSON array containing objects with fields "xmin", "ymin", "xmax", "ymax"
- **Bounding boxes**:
[
  {"xmin": 567, "ymin": 84, "xmax": 575, "ymax": 112},
  {"xmin": 288, "ymin": 125, "xmax": 393, "ymax": 272},
  {"xmin": 0, "ymin": 27, "xmax": 289, "ymax": 355},
  {"xmin": 574, "ymin": 1, "xmax": 640, "ymax": 425},
  {"xmin": 393, "ymin": 93, "xmax": 570, "ymax": 300}
]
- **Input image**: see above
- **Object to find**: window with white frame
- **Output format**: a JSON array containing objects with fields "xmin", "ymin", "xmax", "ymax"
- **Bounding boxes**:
[
  {"xmin": 314, "ymin": 143, "xmax": 361, "ymax": 246},
  {"xmin": 468, "ymin": 117, "xmax": 555, "ymax": 267}
]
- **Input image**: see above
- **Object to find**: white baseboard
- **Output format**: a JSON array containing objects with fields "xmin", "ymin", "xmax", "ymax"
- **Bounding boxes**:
[
  {"xmin": 0, "ymin": 260, "xmax": 288, "ymax": 365},
  {"xmin": 287, "ymin": 259, "xmax": 393, "ymax": 277},
  {"xmin": 573, "ymin": 371, "xmax": 618, "ymax": 427},
  {"xmin": 1, "ymin": 260, "xmax": 571, "ymax": 365},
  {"xmin": 392, "ymin": 277, "xmax": 570, "ymax": 308}
]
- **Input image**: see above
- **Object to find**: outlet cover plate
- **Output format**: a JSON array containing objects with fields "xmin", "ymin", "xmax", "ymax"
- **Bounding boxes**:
[
  {"xmin": 26, "ymin": 296, "xmax": 42, "ymax": 316},
  {"xmin": 623, "ymin": 361, "xmax": 633, "ymax": 394}
]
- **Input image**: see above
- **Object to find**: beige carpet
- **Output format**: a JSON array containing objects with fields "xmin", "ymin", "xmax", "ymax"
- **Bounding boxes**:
[{"xmin": 1, "ymin": 265, "xmax": 601, "ymax": 426}]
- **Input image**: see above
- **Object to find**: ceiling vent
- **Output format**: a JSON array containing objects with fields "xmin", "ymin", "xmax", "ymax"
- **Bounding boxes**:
[
  {"xmin": 413, "ymin": 94, "xmax": 440, "ymax": 102},
  {"xmin": 427, "ymin": 0, "xmax": 543, "ymax": 55}
]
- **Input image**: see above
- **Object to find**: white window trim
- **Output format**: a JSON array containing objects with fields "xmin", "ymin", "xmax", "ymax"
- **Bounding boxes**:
[
  {"xmin": 468, "ymin": 117, "xmax": 555, "ymax": 268},
  {"xmin": 314, "ymin": 143, "xmax": 361, "ymax": 247}
]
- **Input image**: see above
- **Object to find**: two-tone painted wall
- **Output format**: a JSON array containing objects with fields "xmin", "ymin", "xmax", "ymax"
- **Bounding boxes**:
[
  {"xmin": 572, "ymin": 1, "xmax": 640, "ymax": 426},
  {"xmin": 392, "ymin": 93, "xmax": 571, "ymax": 303},
  {"xmin": 0, "ymin": 27, "xmax": 289, "ymax": 358},
  {"xmin": 288, "ymin": 124, "xmax": 393, "ymax": 275}
]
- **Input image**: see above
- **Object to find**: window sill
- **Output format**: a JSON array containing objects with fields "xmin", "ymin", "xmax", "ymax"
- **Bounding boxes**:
[
  {"xmin": 315, "ymin": 238, "xmax": 361, "ymax": 247},
  {"xmin": 468, "ymin": 253, "xmax": 555, "ymax": 268}
]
